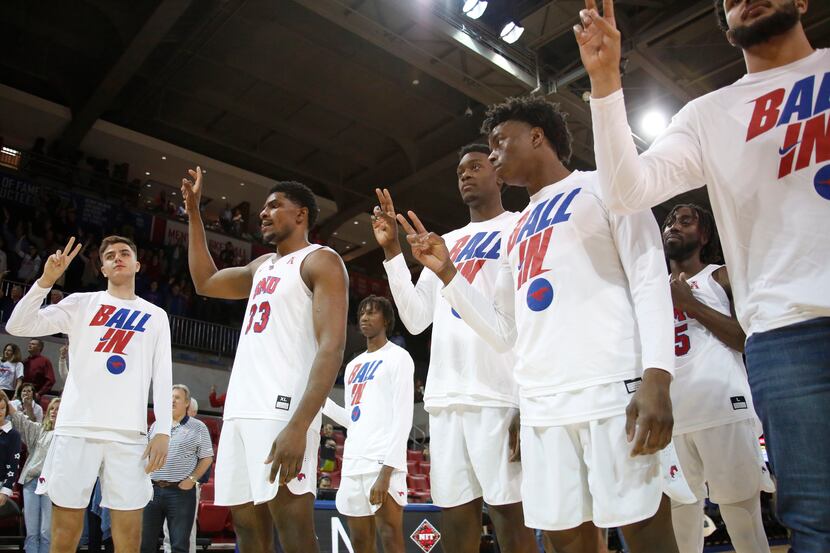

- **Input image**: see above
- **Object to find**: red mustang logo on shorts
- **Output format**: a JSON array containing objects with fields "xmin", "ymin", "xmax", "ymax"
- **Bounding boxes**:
[
  {"xmin": 669, "ymin": 465, "xmax": 679, "ymax": 479},
  {"xmin": 296, "ymin": 473, "xmax": 306, "ymax": 481},
  {"xmin": 38, "ymin": 476, "xmax": 46, "ymax": 484}
]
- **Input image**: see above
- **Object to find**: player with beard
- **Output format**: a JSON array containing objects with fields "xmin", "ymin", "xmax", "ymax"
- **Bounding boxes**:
[
  {"xmin": 181, "ymin": 167, "xmax": 348, "ymax": 553},
  {"xmin": 576, "ymin": 1, "xmax": 829, "ymax": 549},
  {"xmin": 396, "ymin": 96, "xmax": 677, "ymax": 553},
  {"xmin": 371, "ymin": 144, "xmax": 537, "ymax": 553},
  {"xmin": 662, "ymin": 204, "xmax": 773, "ymax": 553}
]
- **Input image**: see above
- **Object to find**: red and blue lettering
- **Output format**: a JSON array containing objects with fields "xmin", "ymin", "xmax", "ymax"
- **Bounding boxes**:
[{"xmin": 89, "ymin": 305, "xmax": 151, "ymax": 354}]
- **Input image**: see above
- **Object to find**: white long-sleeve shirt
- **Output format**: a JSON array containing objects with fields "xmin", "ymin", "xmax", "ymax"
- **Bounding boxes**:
[
  {"xmin": 383, "ymin": 211, "xmax": 519, "ymax": 412},
  {"xmin": 442, "ymin": 171, "xmax": 674, "ymax": 425},
  {"xmin": 323, "ymin": 341, "xmax": 413, "ymax": 476},
  {"xmin": 6, "ymin": 283, "xmax": 172, "ymax": 442},
  {"xmin": 591, "ymin": 49, "xmax": 830, "ymax": 337}
]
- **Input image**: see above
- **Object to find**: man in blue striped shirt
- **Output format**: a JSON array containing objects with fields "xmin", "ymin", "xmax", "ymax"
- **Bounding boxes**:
[{"xmin": 141, "ymin": 385, "xmax": 213, "ymax": 553}]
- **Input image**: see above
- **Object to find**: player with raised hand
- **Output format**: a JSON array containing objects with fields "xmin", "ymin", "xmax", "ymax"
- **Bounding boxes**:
[
  {"xmin": 396, "ymin": 95, "xmax": 677, "ymax": 553},
  {"xmin": 576, "ymin": 1, "xmax": 830, "ymax": 548},
  {"xmin": 371, "ymin": 144, "xmax": 537, "ymax": 553},
  {"xmin": 7, "ymin": 235, "xmax": 172, "ymax": 553},
  {"xmin": 181, "ymin": 167, "xmax": 348, "ymax": 553}
]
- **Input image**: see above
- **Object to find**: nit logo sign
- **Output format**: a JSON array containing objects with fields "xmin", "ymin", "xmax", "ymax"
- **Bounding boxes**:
[{"xmin": 410, "ymin": 519, "xmax": 441, "ymax": 553}]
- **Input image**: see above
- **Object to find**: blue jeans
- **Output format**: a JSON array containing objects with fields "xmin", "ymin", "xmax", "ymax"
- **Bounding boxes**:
[
  {"xmin": 22, "ymin": 478, "xmax": 51, "ymax": 553},
  {"xmin": 141, "ymin": 485, "xmax": 197, "ymax": 553},
  {"xmin": 745, "ymin": 317, "xmax": 830, "ymax": 553}
]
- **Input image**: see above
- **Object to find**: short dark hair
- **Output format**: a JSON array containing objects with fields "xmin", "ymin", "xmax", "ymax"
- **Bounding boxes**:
[
  {"xmin": 663, "ymin": 203, "xmax": 723, "ymax": 264},
  {"xmin": 269, "ymin": 181, "xmax": 319, "ymax": 229},
  {"xmin": 29, "ymin": 338, "xmax": 44, "ymax": 352},
  {"xmin": 713, "ymin": 1, "xmax": 728, "ymax": 32},
  {"xmin": 357, "ymin": 295, "xmax": 396, "ymax": 335},
  {"xmin": 458, "ymin": 143, "xmax": 490, "ymax": 160},
  {"xmin": 481, "ymin": 96, "xmax": 573, "ymax": 164},
  {"xmin": 99, "ymin": 235, "xmax": 138, "ymax": 260}
]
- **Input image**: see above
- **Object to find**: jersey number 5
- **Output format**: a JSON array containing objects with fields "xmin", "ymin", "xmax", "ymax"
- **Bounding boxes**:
[
  {"xmin": 675, "ymin": 323, "xmax": 690, "ymax": 356},
  {"xmin": 245, "ymin": 301, "xmax": 271, "ymax": 334}
]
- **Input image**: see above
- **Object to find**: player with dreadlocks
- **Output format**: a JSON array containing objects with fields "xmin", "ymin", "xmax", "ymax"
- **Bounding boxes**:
[{"xmin": 662, "ymin": 203, "xmax": 774, "ymax": 553}]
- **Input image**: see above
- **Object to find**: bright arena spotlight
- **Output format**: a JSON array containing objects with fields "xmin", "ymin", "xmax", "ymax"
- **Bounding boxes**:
[
  {"xmin": 640, "ymin": 109, "xmax": 668, "ymax": 140},
  {"xmin": 462, "ymin": 0, "xmax": 488, "ymax": 19}
]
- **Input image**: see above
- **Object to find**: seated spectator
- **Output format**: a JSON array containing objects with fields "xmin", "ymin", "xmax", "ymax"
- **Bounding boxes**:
[
  {"xmin": 22, "ymin": 339, "xmax": 55, "ymax": 400},
  {"xmin": 145, "ymin": 281, "xmax": 163, "ymax": 307},
  {"xmin": 8, "ymin": 396, "xmax": 60, "ymax": 553},
  {"xmin": 317, "ymin": 475, "xmax": 336, "ymax": 501},
  {"xmin": 141, "ymin": 384, "xmax": 213, "ymax": 553},
  {"xmin": 319, "ymin": 423, "xmax": 337, "ymax": 472},
  {"xmin": 166, "ymin": 284, "xmax": 186, "ymax": 317},
  {"xmin": 12, "ymin": 383, "xmax": 44, "ymax": 423},
  {"xmin": 0, "ymin": 343, "xmax": 24, "ymax": 399},
  {"xmin": 208, "ymin": 384, "xmax": 226, "ymax": 408},
  {"xmin": 0, "ymin": 392, "xmax": 22, "ymax": 513},
  {"xmin": 219, "ymin": 242, "xmax": 234, "ymax": 269}
]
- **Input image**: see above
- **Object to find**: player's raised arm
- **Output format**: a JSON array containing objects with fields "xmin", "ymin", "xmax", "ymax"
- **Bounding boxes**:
[
  {"xmin": 398, "ymin": 210, "xmax": 517, "ymax": 352},
  {"xmin": 575, "ymin": 0, "xmax": 705, "ymax": 213},
  {"xmin": 267, "ymin": 248, "xmax": 348, "ymax": 484},
  {"xmin": 181, "ymin": 167, "xmax": 265, "ymax": 299},
  {"xmin": 6, "ymin": 237, "xmax": 82, "ymax": 337},
  {"xmin": 375, "ymin": 188, "xmax": 439, "ymax": 334}
]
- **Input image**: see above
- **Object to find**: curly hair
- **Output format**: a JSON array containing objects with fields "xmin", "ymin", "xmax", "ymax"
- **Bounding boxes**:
[
  {"xmin": 481, "ymin": 95, "xmax": 573, "ymax": 164},
  {"xmin": 458, "ymin": 143, "xmax": 490, "ymax": 159},
  {"xmin": 663, "ymin": 203, "xmax": 723, "ymax": 264},
  {"xmin": 269, "ymin": 181, "xmax": 319, "ymax": 229},
  {"xmin": 713, "ymin": 0, "xmax": 728, "ymax": 32}
]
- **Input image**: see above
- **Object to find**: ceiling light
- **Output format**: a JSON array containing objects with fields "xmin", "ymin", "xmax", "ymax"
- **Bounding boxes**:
[
  {"xmin": 333, "ymin": 232, "xmax": 338, "ymax": 236},
  {"xmin": 240, "ymin": 182, "xmax": 245, "ymax": 186},
  {"xmin": 161, "ymin": 156, "xmax": 166, "ymax": 160},
  {"xmin": 361, "ymin": 241, "xmax": 366, "ymax": 245},
  {"xmin": 171, "ymin": 191, "xmax": 176, "ymax": 196},
  {"xmin": 500, "ymin": 22, "xmax": 524, "ymax": 44},
  {"xmin": 145, "ymin": 171, "xmax": 151, "ymax": 176},
  {"xmin": 412, "ymin": 79, "xmax": 420, "ymax": 86},
  {"xmin": 353, "ymin": 221, "xmax": 359, "ymax": 225},
  {"xmin": 221, "ymin": 196, "xmax": 227, "ymax": 200},
  {"xmin": 462, "ymin": 0, "xmax": 487, "ymax": 19},
  {"xmin": 640, "ymin": 110, "xmax": 668, "ymax": 139},
  {"xmin": 146, "ymin": 183, "xmax": 151, "ymax": 188}
]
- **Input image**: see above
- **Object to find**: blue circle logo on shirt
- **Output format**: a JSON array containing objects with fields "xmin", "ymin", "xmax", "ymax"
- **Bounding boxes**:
[
  {"xmin": 814, "ymin": 165, "xmax": 830, "ymax": 200},
  {"xmin": 526, "ymin": 278, "xmax": 554, "ymax": 312},
  {"xmin": 106, "ymin": 355, "xmax": 126, "ymax": 375},
  {"xmin": 450, "ymin": 307, "xmax": 461, "ymax": 319},
  {"xmin": 351, "ymin": 405, "xmax": 361, "ymax": 422}
]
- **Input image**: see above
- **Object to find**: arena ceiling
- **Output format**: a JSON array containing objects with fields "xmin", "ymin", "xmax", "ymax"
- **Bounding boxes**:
[{"xmin": 1, "ymin": 0, "xmax": 829, "ymax": 268}]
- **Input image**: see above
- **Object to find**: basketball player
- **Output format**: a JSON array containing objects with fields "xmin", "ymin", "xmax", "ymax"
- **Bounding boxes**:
[
  {"xmin": 323, "ymin": 295, "xmax": 413, "ymax": 553},
  {"xmin": 396, "ymin": 96, "xmax": 678, "ymax": 553},
  {"xmin": 575, "ymin": 1, "xmax": 829, "ymax": 548},
  {"xmin": 371, "ymin": 144, "xmax": 537, "ymax": 553},
  {"xmin": 662, "ymin": 204, "xmax": 772, "ymax": 553},
  {"xmin": 181, "ymin": 167, "xmax": 348, "ymax": 553},
  {"xmin": 6, "ymin": 235, "xmax": 172, "ymax": 553}
]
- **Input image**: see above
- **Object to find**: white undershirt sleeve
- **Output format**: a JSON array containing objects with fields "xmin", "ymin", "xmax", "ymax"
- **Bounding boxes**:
[
  {"xmin": 590, "ymin": 90, "xmax": 706, "ymax": 214},
  {"xmin": 5, "ymin": 283, "xmax": 77, "ymax": 337},
  {"xmin": 383, "ymin": 254, "xmax": 437, "ymax": 334},
  {"xmin": 151, "ymin": 316, "xmax": 173, "ymax": 437},
  {"xmin": 609, "ymin": 208, "xmax": 675, "ymax": 376},
  {"xmin": 440, "ymin": 253, "xmax": 516, "ymax": 353},
  {"xmin": 383, "ymin": 352, "xmax": 414, "ymax": 469},
  {"xmin": 323, "ymin": 397, "xmax": 351, "ymax": 429}
]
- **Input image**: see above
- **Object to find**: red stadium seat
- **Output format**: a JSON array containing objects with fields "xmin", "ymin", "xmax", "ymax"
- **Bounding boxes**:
[
  {"xmin": 407, "ymin": 474, "xmax": 429, "ymax": 491},
  {"xmin": 406, "ymin": 459, "xmax": 419, "ymax": 475},
  {"xmin": 406, "ymin": 449, "xmax": 423, "ymax": 462},
  {"xmin": 420, "ymin": 461, "xmax": 431, "ymax": 475},
  {"xmin": 333, "ymin": 431, "xmax": 345, "ymax": 445},
  {"xmin": 200, "ymin": 482, "xmax": 214, "ymax": 501},
  {"xmin": 198, "ymin": 503, "xmax": 231, "ymax": 533}
]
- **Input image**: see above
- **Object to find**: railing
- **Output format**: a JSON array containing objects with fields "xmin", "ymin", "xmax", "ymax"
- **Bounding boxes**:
[
  {"xmin": 0, "ymin": 278, "xmax": 240, "ymax": 358},
  {"xmin": 169, "ymin": 315, "xmax": 239, "ymax": 357}
]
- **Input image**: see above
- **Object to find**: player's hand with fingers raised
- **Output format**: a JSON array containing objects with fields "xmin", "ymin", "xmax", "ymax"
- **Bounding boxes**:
[
  {"xmin": 372, "ymin": 188, "xmax": 402, "ymax": 259},
  {"xmin": 181, "ymin": 166, "xmax": 204, "ymax": 216},
  {"xmin": 39, "ymin": 236, "xmax": 83, "ymax": 289},
  {"xmin": 573, "ymin": 0, "xmax": 622, "ymax": 98},
  {"xmin": 265, "ymin": 422, "xmax": 306, "ymax": 485},
  {"xmin": 626, "ymin": 368, "xmax": 673, "ymax": 456},
  {"xmin": 396, "ymin": 211, "xmax": 456, "ymax": 285},
  {"xmin": 144, "ymin": 434, "xmax": 170, "ymax": 474}
]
